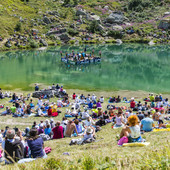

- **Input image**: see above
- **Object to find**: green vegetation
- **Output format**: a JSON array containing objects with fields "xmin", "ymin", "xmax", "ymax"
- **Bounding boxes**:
[{"xmin": 0, "ymin": 0, "xmax": 169, "ymax": 50}]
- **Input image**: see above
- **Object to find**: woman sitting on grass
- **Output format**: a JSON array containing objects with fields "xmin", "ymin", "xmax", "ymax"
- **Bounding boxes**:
[
  {"xmin": 112, "ymin": 112, "xmax": 125, "ymax": 128},
  {"xmin": 118, "ymin": 115, "xmax": 144, "ymax": 145},
  {"xmin": 27, "ymin": 128, "xmax": 46, "ymax": 158}
]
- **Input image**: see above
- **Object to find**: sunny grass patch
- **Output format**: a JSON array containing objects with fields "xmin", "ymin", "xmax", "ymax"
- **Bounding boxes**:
[
  {"xmin": 0, "ymin": 90, "xmax": 170, "ymax": 169},
  {"xmin": 0, "ymin": 124, "xmax": 169, "ymax": 169}
]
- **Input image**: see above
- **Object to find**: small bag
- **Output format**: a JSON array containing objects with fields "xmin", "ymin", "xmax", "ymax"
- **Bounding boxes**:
[
  {"xmin": 44, "ymin": 147, "xmax": 51, "ymax": 154},
  {"xmin": 117, "ymin": 136, "xmax": 128, "ymax": 146}
]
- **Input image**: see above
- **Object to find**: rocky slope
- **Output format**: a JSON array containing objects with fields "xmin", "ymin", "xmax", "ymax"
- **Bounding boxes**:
[{"xmin": 0, "ymin": 0, "xmax": 169, "ymax": 50}]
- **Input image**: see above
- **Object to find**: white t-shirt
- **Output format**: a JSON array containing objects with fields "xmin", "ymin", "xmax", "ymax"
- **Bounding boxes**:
[
  {"xmin": 100, "ymin": 97, "xmax": 104, "ymax": 103},
  {"xmin": 83, "ymin": 133, "xmax": 93, "ymax": 140},
  {"xmin": 84, "ymin": 119, "xmax": 94, "ymax": 127},
  {"xmin": 82, "ymin": 111, "xmax": 89, "ymax": 119},
  {"xmin": 38, "ymin": 99, "xmax": 43, "ymax": 106},
  {"xmin": 92, "ymin": 95, "xmax": 96, "ymax": 101}
]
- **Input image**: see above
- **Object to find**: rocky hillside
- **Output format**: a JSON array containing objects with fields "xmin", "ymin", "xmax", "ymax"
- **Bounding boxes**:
[{"xmin": 0, "ymin": 0, "xmax": 169, "ymax": 50}]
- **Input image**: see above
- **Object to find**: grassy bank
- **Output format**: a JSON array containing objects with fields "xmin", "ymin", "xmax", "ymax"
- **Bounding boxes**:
[{"xmin": 0, "ymin": 89, "xmax": 170, "ymax": 169}]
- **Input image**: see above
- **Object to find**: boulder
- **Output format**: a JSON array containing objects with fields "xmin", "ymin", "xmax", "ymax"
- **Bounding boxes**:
[
  {"xmin": 76, "ymin": 9, "xmax": 87, "ymax": 16},
  {"xmin": 43, "ymin": 16, "xmax": 51, "ymax": 24},
  {"xmin": 88, "ymin": 15, "xmax": 101, "ymax": 23},
  {"xmin": 46, "ymin": 29, "xmax": 67, "ymax": 36},
  {"xmin": 164, "ymin": 12, "xmax": 170, "ymax": 17},
  {"xmin": 32, "ymin": 29, "xmax": 39, "ymax": 34},
  {"xmin": 149, "ymin": 40, "xmax": 155, "ymax": 46},
  {"xmin": 47, "ymin": 11, "xmax": 57, "ymax": 15},
  {"xmin": 98, "ymin": 24, "xmax": 105, "ymax": 31},
  {"xmin": 112, "ymin": 25, "xmax": 123, "ymax": 31},
  {"xmin": 116, "ymin": 39, "xmax": 122, "ymax": 44},
  {"xmin": 105, "ymin": 12, "xmax": 127, "ymax": 24},
  {"xmin": 59, "ymin": 33, "xmax": 70, "ymax": 42},
  {"xmin": 39, "ymin": 39, "xmax": 48, "ymax": 46},
  {"xmin": 32, "ymin": 90, "xmax": 55, "ymax": 98},
  {"xmin": 158, "ymin": 18, "xmax": 170, "ymax": 30}
]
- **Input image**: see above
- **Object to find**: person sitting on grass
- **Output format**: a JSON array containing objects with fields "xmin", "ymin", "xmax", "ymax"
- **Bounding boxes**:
[
  {"xmin": 82, "ymin": 127, "xmax": 95, "ymax": 142},
  {"xmin": 52, "ymin": 121, "xmax": 63, "ymax": 139},
  {"xmin": 81, "ymin": 108, "xmax": 90, "ymax": 119},
  {"xmin": 47, "ymin": 106, "xmax": 52, "ymax": 117},
  {"xmin": 83, "ymin": 116, "xmax": 95, "ymax": 128},
  {"xmin": 96, "ymin": 100, "xmax": 102, "ymax": 108},
  {"xmin": 118, "ymin": 115, "xmax": 144, "ymax": 145},
  {"xmin": 2, "ymin": 129, "xmax": 24, "ymax": 164},
  {"xmin": 64, "ymin": 120, "xmax": 78, "ymax": 137},
  {"xmin": 152, "ymin": 109, "xmax": 161, "ymax": 121},
  {"xmin": 74, "ymin": 119, "xmax": 84, "ymax": 135},
  {"xmin": 1, "ymin": 106, "xmax": 11, "ymax": 116},
  {"xmin": 112, "ymin": 112, "xmax": 125, "ymax": 128},
  {"xmin": 44, "ymin": 124, "xmax": 52, "ymax": 138},
  {"xmin": 27, "ymin": 128, "xmax": 46, "ymax": 158},
  {"xmin": 141, "ymin": 113, "xmax": 155, "ymax": 132},
  {"xmin": 99, "ymin": 96, "xmax": 104, "ymax": 103},
  {"xmin": 38, "ymin": 125, "xmax": 44, "ymax": 135},
  {"xmin": 95, "ymin": 116, "xmax": 106, "ymax": 127},
  {"xmin": 130, "ymin": 98, "xmax": 136, "ymax": 109}
]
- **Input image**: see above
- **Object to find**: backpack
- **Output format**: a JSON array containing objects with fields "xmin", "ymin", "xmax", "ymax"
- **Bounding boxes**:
[
  {"xmin": 5, "ymin": 139, "xmax": 24, "ymax": 163},
  {"xmin": 39, "ymin": 134, "xmax": 50, "ymax": 141}
]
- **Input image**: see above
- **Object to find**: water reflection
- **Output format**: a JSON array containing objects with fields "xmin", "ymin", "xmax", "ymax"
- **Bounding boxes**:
[{"xmin": 0, "ymin": 44, "xmax": 169, "ymax": 92}]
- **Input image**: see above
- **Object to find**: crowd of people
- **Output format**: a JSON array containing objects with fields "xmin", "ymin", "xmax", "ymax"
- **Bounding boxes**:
[
  {"xmin": 0, "ymin": 87, "xmax": 170, "ymax": 165},
  {"xmin": 61, "ymin": 49, "xmax": 101, "ymax": 63}
]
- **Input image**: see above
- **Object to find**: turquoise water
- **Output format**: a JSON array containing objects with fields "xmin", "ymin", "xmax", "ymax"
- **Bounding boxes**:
[{"xmin": 0, "ymin": 44, "xmax": 170, "ymax": 92}]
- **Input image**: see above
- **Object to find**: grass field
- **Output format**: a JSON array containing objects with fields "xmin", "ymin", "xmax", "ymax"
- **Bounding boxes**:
[{"xmin": 0, "ymin": 89, "xmax": 170, "ymax": 169}]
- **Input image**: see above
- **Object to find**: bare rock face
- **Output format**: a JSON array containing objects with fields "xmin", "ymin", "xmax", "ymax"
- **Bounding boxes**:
[
  {"xmin": 59, "ymin": 33, "xmax": 70, "ymax": 42},
  {"xmin": 105, "ymin": 12, "xmax": 128, "ymax": 24},
  {"xmin": 32, "ymin": 90, "xmax": 66, "ymax": 98},
  {"xmin": 46, "ymin": 29, "xmax": 67, "ymax": 36},
  {"xmin": 158, "ymin": 19, "xmax": 170, "ymax": 30},
  {"xmin": 76, "ymin": 9, "xmax": 87, "ymax": 16},
  {"xmin": 32, "ymin": 90, "xmax": 55, "ymax": 98}
]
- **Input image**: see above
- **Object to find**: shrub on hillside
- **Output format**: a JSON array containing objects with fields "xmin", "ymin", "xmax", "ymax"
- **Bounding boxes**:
[
  {"xmin": 29, "ymin": 40, "xmax": 38, "ymax": 48},
  {"xmin": 128, "ymin": 0, "xmax": 161, "ymax": 11},
  {"xmin": 21, "ymin": 0, "xmax": 29, "ymax": 2},
  {"xmin": 107, "ymin": 30, "xmax": 123, "ymax": 39},
  {"xmin": 68, "ymin": 28, "xmax": 79, "ymax": 36},
  {"xmin": 82, "ymin": 157, "xmax": 95, "ymax": 170},
  {"xmin": 88, "ymin": 20, "xmax": 100, "ymax": 33},
  {"xmin": 15, "ymin": 22, "xmax": 22, "ymax": 32}
]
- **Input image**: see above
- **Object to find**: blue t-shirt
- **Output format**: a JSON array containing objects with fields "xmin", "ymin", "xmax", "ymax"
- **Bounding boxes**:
[
  {"xmin": 44, "ymin": 128, "xmax": 51, "ymax": 135},
  {"xmin": 88, "ymin": 103, "xmax": 93, "ymax": 109},
  {"xmin": 27, "ymin": 137, "xmax": 44, "ymax": 158},
  {"xmin": 141, "ymin": 117, "xmax": 154, "ymax": 131},
  {"xmin": 75, "ymin": 124, "xmax": 83, "ymax": 134}
]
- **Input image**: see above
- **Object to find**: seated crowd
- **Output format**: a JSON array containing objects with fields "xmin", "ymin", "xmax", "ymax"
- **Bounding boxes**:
[{"xmin": 0, "ymin": 87, "xmax": 170, "ymax": 164}]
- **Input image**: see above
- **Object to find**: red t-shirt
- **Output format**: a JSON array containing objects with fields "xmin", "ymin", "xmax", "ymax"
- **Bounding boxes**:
[
  {"xmin": 72, "ymin": 94, "xmax": 76, "ymax": 99},
  {"xmin": 48, "ymin": 108, "xmax": 52, "ymax": 116},
  {"xmin": 52, "ymin": 126, "xmax": 63, "ymax": 139},
  {"xmin": 130, "ymin": 101, "xmax": 135, "ymax": 108}
]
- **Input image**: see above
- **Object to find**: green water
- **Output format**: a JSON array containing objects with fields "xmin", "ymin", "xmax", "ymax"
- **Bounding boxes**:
[{"xmin": 0, "ymin": 44, "xmax": 170, "ymax": 93}]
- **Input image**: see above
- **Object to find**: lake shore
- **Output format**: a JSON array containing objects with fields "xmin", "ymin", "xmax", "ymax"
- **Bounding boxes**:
[{"xmin": 3, "ymin": 86, "xmax": 170, "ymax": 100}]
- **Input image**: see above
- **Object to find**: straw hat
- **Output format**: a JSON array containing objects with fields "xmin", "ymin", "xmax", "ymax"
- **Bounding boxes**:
[{"xmin": 86, "ymin": 127, "xmax": 93, "ymax": 134}]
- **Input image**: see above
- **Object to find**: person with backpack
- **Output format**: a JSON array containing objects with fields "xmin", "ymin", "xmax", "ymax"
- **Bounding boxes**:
[{"xmin": 2, "ymin": 129, "xmax": 24, "ymax": 164}]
